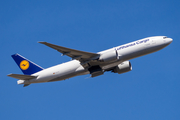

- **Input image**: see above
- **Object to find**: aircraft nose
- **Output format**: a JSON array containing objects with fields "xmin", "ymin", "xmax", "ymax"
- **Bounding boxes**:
[
  {"xmin": 164, "ymin": 37, "xmax": 173, "ymax": 45},
  {"xmin": 167, "ymin": 38, "xmax": 173, "ymax": 44}
]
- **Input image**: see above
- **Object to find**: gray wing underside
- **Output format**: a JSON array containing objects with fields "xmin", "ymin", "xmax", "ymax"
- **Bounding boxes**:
[
  {"xmin": 39, "ymin": 42, "xmax": 99, "ymax": 62},
  {"xmin": 7, "ymin": 73, "xmax": 37, "ymax": 80}
]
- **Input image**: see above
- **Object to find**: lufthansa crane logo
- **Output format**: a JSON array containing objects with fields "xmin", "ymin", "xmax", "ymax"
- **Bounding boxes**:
[{"xmin": 20, "ymin": 60, "xmax": 29, "ymax": 70}]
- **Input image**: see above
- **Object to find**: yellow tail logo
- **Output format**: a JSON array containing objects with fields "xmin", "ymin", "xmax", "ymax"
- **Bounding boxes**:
[{"xmin": 20, "ymin": 60, "xmax": 29, "ymax": 70}]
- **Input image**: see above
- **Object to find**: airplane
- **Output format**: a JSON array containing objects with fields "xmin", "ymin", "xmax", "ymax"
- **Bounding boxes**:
[{"xmin": 7, "ymin": 36, "xmax": 173, "ymax": 87}]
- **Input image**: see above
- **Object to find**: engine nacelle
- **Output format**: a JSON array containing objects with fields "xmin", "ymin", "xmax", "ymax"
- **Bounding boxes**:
[
  {"xmin": 99, "ymin": 49, "xmax": 118, "ymax": 62},
  {"xmin": 113, "ymin": 61, "xmax": 132, "ymax": 74}
]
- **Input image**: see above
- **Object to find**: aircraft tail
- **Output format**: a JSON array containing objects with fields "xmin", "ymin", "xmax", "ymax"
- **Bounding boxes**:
[{"xmin": 11, "ymin": 53, "xmax": 44, "ymax": 75}]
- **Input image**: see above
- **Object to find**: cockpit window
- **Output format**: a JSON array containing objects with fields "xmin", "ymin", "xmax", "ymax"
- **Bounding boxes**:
[{"xmin": 163, "ymin": 36, "xmax": 167, "ymax": 39}]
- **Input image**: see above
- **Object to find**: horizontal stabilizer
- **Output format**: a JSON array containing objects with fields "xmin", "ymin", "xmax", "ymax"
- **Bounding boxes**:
[{"xmin": 7, "ymin": 73, "xmax": 37, "ymax": 80}]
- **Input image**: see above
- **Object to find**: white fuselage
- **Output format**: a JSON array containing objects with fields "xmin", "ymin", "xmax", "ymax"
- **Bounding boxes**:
[{"xmin": 18, "ymin": 36, "xmax": 172, "ymax": 85}]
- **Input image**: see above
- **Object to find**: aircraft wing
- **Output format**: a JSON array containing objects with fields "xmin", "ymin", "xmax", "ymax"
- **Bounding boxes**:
[{"xmin": 39, "ymin": 42, "xmax": 99, "ymax": 62}]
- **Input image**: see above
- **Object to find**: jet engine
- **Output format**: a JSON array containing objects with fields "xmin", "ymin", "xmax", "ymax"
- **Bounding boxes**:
[
  {"xmin": 99, "ymin": 49, "xmax": 118, "ymax": 62},
  {"xmin": 112, "ymin": 61, "xmax": 132, "ymax": 74}
]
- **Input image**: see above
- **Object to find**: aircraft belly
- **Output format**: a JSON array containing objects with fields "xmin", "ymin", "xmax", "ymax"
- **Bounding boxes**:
[
  {"xmin": 49, "ymin": 70, "xmax": 89, "ymax": 82},
  {"xmin": 31, "ymin": 60, "xmax": 82, "ymax": 83}
]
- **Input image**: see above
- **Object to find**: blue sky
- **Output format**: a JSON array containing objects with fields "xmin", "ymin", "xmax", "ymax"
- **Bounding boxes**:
[{"xmin": 1, "ymin": 0, "xmax": 180, "ymax": 120}]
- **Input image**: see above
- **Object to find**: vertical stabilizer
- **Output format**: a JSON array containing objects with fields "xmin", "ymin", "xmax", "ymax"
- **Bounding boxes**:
[{"xmin": 11, "ymin": 53, "xmax": 44, "ymax": 75}]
